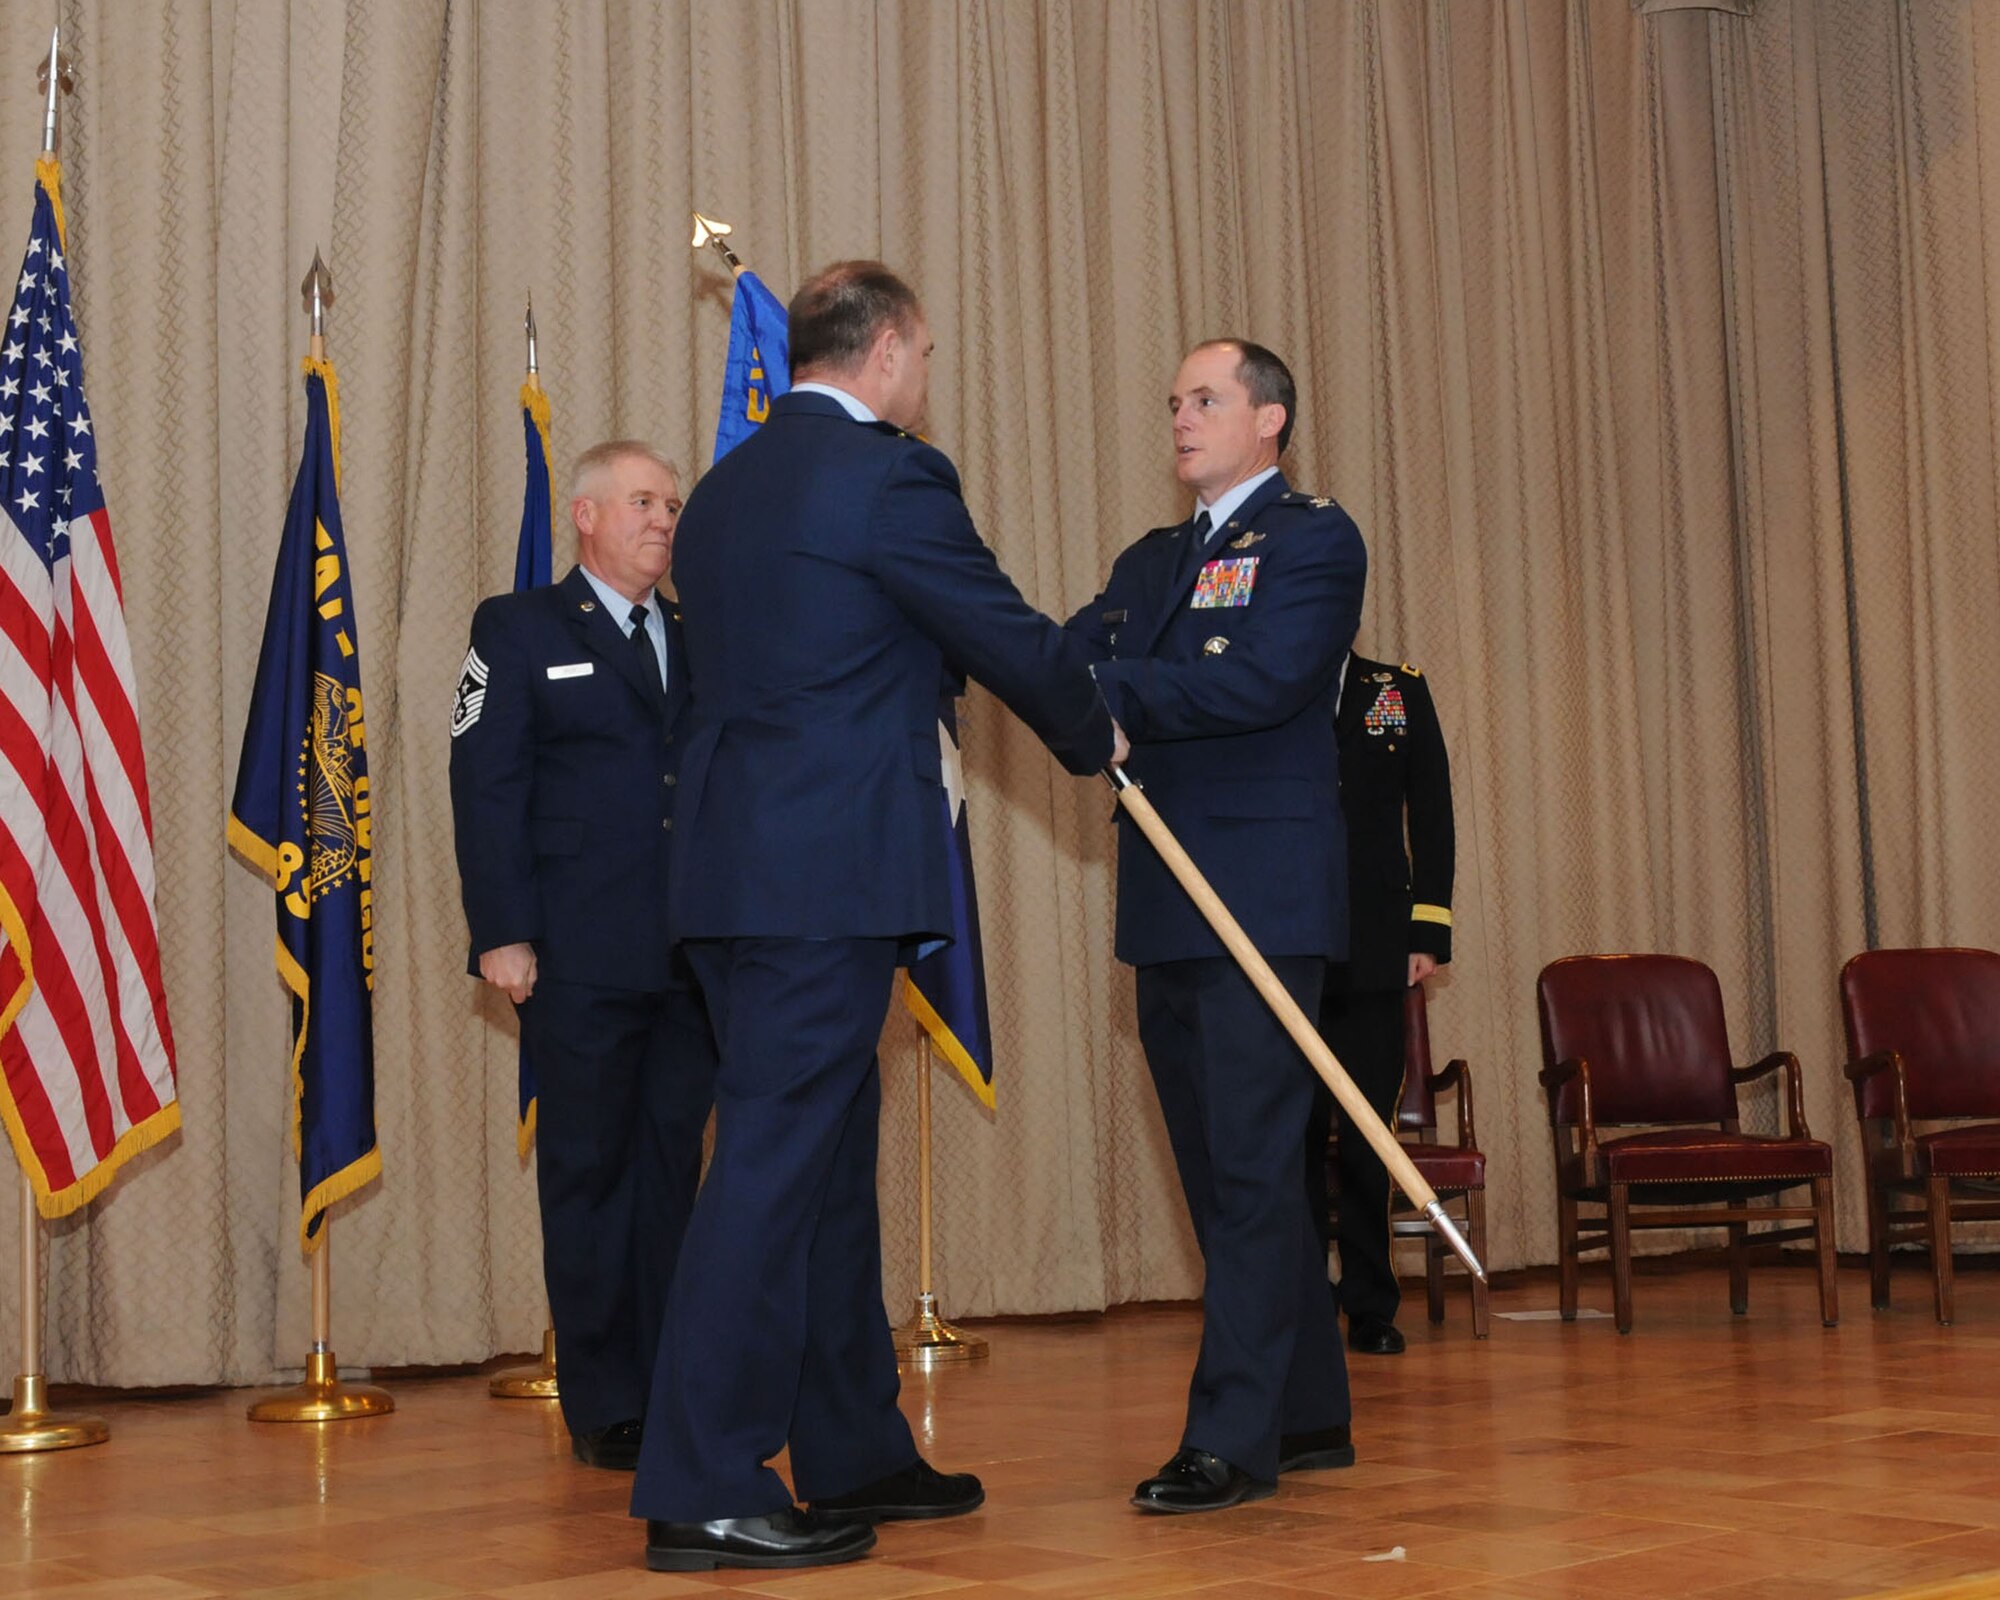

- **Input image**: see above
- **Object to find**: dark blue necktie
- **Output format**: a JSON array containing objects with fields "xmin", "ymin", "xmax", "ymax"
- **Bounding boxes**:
[
  {"xmin": 628, "ymin": 603, "xmax": 661, "ymax": 689},
  {"xmin": 1179, "ymin": 509, "xmax": 1214, "ymax": 588}
]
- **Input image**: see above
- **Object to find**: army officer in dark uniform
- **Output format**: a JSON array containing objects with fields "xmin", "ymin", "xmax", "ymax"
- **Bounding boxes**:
[
  {"xmin": 449, "ymin": 440, "xmax": 717, "ymax": 1472},
  {"xmin": 1314, "ymin": 653, "xmax": 1454, "ymax": 1354}
]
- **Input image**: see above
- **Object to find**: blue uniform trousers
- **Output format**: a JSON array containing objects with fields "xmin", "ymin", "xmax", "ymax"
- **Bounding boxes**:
[
  {"xmin": 516, "ymin": 977, "xmax": 717, "ymax": 1438},
  {"xmin": 1135, "ymin": 954, "xmax": 1351, "ymax": 1480},
  {"xmin": 631, "ymin": 936, "xmax": 917, "ymax": 1521}
]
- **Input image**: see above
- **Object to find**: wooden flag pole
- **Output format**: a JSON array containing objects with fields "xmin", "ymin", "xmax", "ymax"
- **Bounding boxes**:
[
  {"xmin": 1105, "ymin": 768, "xmax": 1487, "ymax": 1282},
  {"xmin": 891, "ymin": 1037, "xmax": 988, "ymax": 1368},
  {"xmin": 0, "ymin": 25, "xmax": 105, "ymax": 1461},
  {"xmin": 243, "ymin": 266, "xmax": 395, "ymax": 1424},
  {"xmin": 489, "ymin": 294, "xmax": 558, "ymax": 1402},
  {"xmin": 0, "ymin": 1169, "xmax": 107, "ymax": 1452}
]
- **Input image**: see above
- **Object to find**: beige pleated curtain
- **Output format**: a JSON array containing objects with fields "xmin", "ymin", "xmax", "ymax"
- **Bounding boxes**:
[{"xmin": 1, "ymin": 0, "xmax": 1997, "ymax": 1387}]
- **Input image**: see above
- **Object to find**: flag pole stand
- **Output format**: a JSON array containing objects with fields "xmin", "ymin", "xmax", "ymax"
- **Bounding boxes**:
[
  {"xmin": 246, "ymin": 1219, "xmax": 395, "ymax": 1422},
  {"xmin": 489, "ymin": 1325, "xmax": 558, "ymax": 1400},
  {"xmin": 0, "ymin": 1171, "xmax": 107, "ymax": 1452},
  {"xmin": 892, "ymin": 1039, "xmax": 987, "ymax": 1369}
]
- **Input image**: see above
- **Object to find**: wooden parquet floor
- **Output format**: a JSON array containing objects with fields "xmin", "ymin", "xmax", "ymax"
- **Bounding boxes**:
[{"xmin": 10, "ymin": 1265, "xmax": 2000, "ymax": 1599}]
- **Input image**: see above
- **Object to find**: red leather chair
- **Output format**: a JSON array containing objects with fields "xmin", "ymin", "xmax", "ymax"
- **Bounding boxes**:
[
  {"xmin": 1537, "ymin": 955, "xmax": 1838, "ymax": 1334},
  {"xmin": 1840, "ymin": 948, "xmax": 2000, "ymax": 1325},
  {"xmin": 1391, "ymin": 984, "xmax": 1489, "ymax": 1337}
]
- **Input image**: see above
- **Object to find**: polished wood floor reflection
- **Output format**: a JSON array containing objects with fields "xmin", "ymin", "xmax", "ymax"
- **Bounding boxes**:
[{"xmin": 9, "ymin": 1265, "xmax": 2000, "ymax": 1598}]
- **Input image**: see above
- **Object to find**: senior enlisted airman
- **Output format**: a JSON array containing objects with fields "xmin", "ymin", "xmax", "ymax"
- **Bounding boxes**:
[{"xmin": 448, "ymin": 441, "xmax": 718, "ymax": 1475}]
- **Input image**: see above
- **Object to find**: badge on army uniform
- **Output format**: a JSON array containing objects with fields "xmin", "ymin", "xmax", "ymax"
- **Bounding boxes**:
[
  {"xmin": 450, "ymin": 646, "xmax": 488, "ymax": 738},
  {"xmin": 1364, "ymin": 685, "xmax": 1408, "ymax": 736},
  {"xmin": 1227, "ymin": 530, "xmax": 1265, "ymax": 550},
  {"xmin": 1191, "ymin": 556, "xmax": 1259, "ymax": 608}
]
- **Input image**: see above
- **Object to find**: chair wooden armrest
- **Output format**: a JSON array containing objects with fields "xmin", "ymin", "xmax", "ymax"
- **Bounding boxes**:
[
  {"xmin": 1429, "ymin": 1058, "xmax": 1477, "ymax": 1149},
  {"xmin": 1845, "ymin": 1049, "xmax": 1916, "ymax": 1177},
  {"xmin": 1732, "ymin": 1050, "xmax": 1811, "ymax": 1140},
  {"xmin": 1538, "ymin": 1056, "xmax": 1598, "ymax": 1183}
]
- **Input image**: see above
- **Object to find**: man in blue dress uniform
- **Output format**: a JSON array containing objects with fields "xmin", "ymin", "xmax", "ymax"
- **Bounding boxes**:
[
  {"xmin": 1068, "ymin": 340, "xmax": 1367, "ymax": 1513},
  {"xmin": 449, "ymin": 442, "xmax": 718, "ymax": 1473},
  {"xmin": 633, "ymin": 261, "xmax": 1122, "ymax": 1571}
]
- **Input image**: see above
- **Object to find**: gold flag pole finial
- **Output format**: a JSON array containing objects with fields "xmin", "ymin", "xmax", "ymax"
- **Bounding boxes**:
[
  {"xmin": 37, "ymin": 26, "xmax": 74, "ymax": 158},
  {"xmin": 524, "ymin": 292, "xmax": 539, "ymax": 378},
  {"xmin": 692, "ymin": 212, "xmax": 746, "ymax": 279}
]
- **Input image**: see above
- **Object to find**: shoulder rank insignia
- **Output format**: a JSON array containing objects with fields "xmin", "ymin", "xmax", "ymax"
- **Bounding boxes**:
[
  {"xmin": 1401, "ymin": 661, "xmax": 1422, "ymax": 677},
  {"xmin": 1227, "ymin": 530, "xmax": 1265, "ymax": 550},
  {"xmin": 1203, "ymin": 635, "xmax": 1230, "ymax": 655},
  {"xmin": 1309, "ymin": 496, "xmax": 1333, "ymax": 509}
]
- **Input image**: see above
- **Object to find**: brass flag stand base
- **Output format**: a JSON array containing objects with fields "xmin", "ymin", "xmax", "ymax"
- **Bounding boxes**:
[
  {"xmin": 891, "ymin": 1040, "xmax": 989, "ymax": 1370},
  {"xmin": 247, "ymin": 1349, "xmax": 393, "ymax": 1424},
  {"xmin": 893, "ymin": 1290, "xmax": 987, "ymax": 1369},
  {"xmin": 246, "ymin": 1221, "xmax": 395, "ymax": 1423},
  {"xmin": 489, "ymin": 1326, "xmax": 558, "ymax": 1399},
  {"xmin": 0, "ymin": 1373, "xmax": 107, "ymax": 1453},
  {"xmin": 2, "ymin": 1171, "xmax": 109, "ymax": 1454}
]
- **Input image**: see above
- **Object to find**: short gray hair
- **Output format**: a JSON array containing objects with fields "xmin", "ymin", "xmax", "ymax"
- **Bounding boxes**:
[{"xmin": 569, "ymin": 439, "xmax": 682, "ymax": 504}]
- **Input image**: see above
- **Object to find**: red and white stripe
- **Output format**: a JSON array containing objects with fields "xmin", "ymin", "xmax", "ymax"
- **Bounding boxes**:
[{"xmin": 0, "ymin": 502, "xmax": 178, "ymax": 1212}]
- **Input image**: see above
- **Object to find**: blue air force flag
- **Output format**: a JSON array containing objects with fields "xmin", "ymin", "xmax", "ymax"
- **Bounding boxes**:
[
  {"xmin": 511, "ymin": 379, "xmax": 554, "ymax": 1155},
  {"xmin": 228, "ymin": 358, "xmax": 380, "ymax": 1248},
  {"xmin": 902, "ymin": 693, "xmax": 995, "ymax": 1107},
  {"xmin": 712, "ymin": 269, "xmax": 790, "ymax": 462}
]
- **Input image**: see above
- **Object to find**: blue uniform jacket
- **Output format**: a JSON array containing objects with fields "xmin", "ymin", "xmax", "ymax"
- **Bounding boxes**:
[
  {"xmin": 669, "ymin": 389, "xmax": 1113, "ymax": 949},
  {"xmin": 449, "ymin": 565, "xmax": 687, "ymax": 991},
  {"xmin": 1068, "ymin": 474, "xmax": 1366, "ymax": 967}
]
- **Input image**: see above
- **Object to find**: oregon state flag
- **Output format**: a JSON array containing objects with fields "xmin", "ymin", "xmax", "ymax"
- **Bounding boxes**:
[
  {"xmin": 228, "ymin": 358, "xmax": 380, "ymax": 1248},
  {"xmin": 511, "ymin": 380, "xmax": 554, "ymax": 1155},
  {"xmin": 712, "ymin": 269, "xmax": 790, "ymax": 462}
]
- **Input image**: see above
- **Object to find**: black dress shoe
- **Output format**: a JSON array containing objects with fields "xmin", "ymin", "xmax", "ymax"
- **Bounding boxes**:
[
  {"xmin": 1131, "ymin": 1447, "xmax": 1276, "ymax": 1514},
  {"xmin": 811, "ymin": 1456, "xmax": 985, "ymax": 1524},
  {"xmin": 570, "ymin": 1418, "xmax": 642, "ymax": 1470},
  {"xmin": 1278, "ymin": 1423, "xmax": 1356, "ymax": 1472},
  {"xmin": 1348, "ymin": 1317, "xmax": 1406, "ymax": 1355},
  {"xmin": 644, "ymin": 1509, "xmax": 876, "ymax": 1571}
]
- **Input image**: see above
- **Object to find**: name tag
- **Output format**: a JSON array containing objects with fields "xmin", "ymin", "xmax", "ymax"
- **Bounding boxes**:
[
  {"xmin": 1191, "ymin": 556, "xmax": 1259, "ymax": 609},
  {"xmin": 546, "ymin": 662, "xmax": 594, "ymax": 680}
]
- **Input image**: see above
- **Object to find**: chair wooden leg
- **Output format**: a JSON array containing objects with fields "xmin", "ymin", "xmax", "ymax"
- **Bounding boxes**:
[
  {"xmin": 1558, "ymin": 1192, "xmax": 1579, "ymax": 1322},
  {"xmin": 1607, "ymin": 1187, "xmax": 1635, "ymax": 1334},
  {"xmin": 1726, "ymin": 1196, "xmax": 1749, "ymax": 1315},
  {"xmin": 1425, "ymin": 1214, "xmax": 1447, "ymax": 1324},
  {"xmin": 1927, "ymin": 1176, "xmax": 1955, "ymax": 1326},
  {"xmin": 1811, "ymin": 1175, "xmax": 1838, "ymax": 1328},
  {"xmin": 1864, "ymin": 1172, "xmax": 1892, "ymax": 1311},
  {"xmin": 1467, "ymin": 1188, "xmax": 1490, "ymax": 1339}
]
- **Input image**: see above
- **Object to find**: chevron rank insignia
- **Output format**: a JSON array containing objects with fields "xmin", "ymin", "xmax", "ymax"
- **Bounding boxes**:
[{"xmin": 449, "ymin": 646, "xmax": 488, "ymax": 738}]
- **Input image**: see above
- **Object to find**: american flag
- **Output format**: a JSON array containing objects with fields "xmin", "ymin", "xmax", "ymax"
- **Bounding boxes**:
[{"xmin": 0, "ymin": 157, "xmax": 178, "ymax": 1216}]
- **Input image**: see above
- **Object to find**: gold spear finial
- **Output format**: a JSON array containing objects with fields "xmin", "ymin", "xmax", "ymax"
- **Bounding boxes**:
[
  {"xmin": 691, "ymin": 212, "xmax": 745, "ymax": 278},
  {"xmin": 524, "ymin": 291, "xmax": 539, "ymax": 379},
  {"xmin": 37, "ymin": 25, "xmax": 76, "ymax": 158},
  {"xmin": 300, "ymin": 249, "xmax": 334, "ymax": 358}
]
